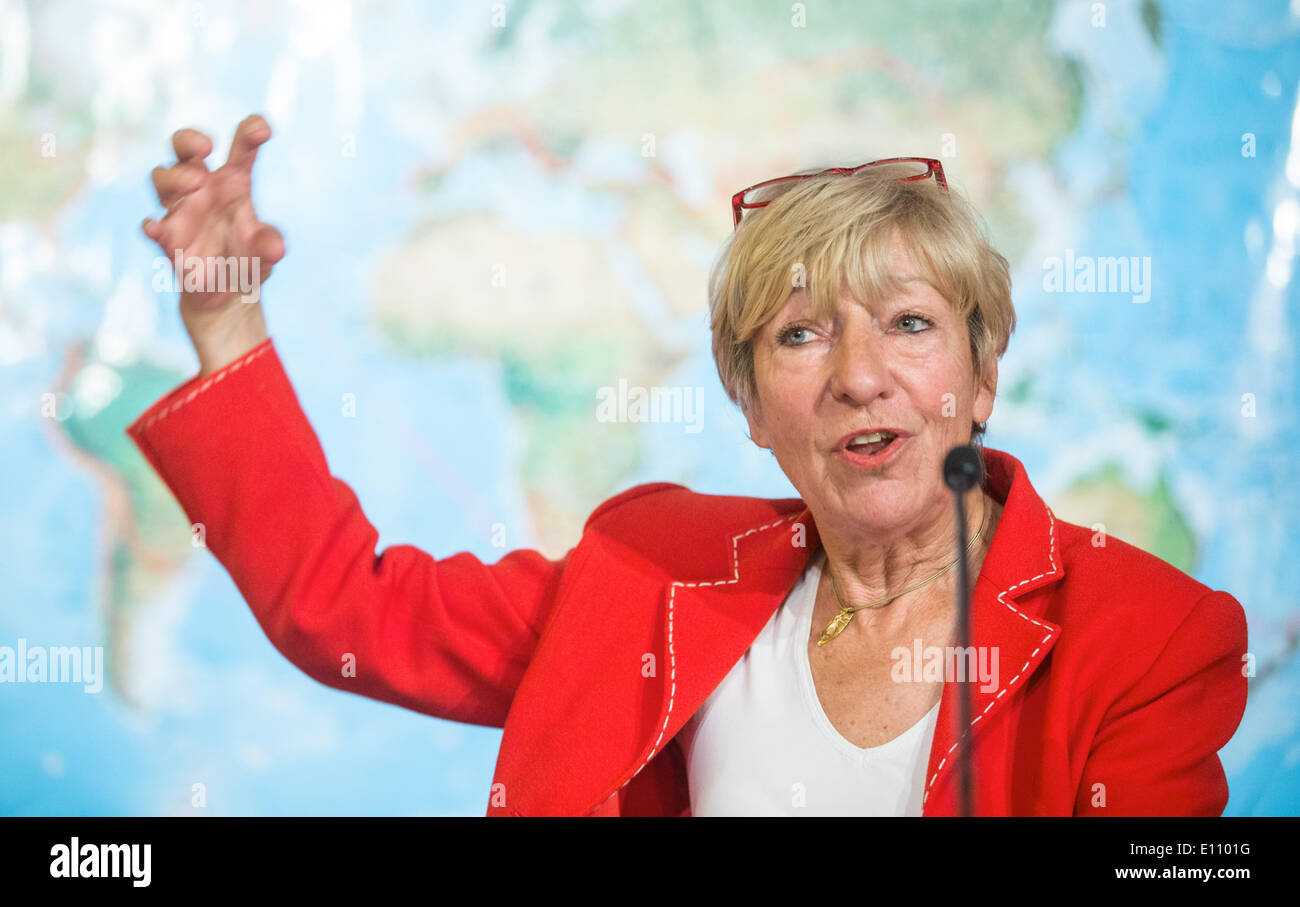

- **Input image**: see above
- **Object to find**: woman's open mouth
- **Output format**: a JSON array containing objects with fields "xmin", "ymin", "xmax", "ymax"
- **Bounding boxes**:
[{"xmin": 837, "ymin": 430, "xmax": 907, "ymax": 468}]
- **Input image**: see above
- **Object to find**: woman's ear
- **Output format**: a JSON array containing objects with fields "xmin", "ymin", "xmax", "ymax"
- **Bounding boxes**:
[
  {"xmin": 742, "ymin": 397, "xmax": 771, "ymax": 450},
  {"xmin": 973, "ymin": 356, "xmax": 998, "ymax": 425}
]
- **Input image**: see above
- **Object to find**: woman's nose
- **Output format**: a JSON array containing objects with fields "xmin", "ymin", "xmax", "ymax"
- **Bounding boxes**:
[{"xmin": 827, "ymin": 319, "xmax": 892, "ymax": 405}]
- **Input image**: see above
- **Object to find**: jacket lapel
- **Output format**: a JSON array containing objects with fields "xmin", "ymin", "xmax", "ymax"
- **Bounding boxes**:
[
  {"xmin": 495, "ymin": 500, "xmax": 813, "ymax": 817},
  {"xmin": 578, "ymin": 504, "xmax": 817, "ymax": 815},
  {"xmin": 920, "ymin": 448, "xmax": 1066, "ymax": 814},
  {"xmin": 640, "ymin": 506, "xmax": 821, "ymax": 761}
]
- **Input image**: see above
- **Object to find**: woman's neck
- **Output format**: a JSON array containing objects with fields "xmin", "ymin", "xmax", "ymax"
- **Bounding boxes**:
[{"xmin": 815, "ymin": 488, "xmax": 1002, "ymax": 637}]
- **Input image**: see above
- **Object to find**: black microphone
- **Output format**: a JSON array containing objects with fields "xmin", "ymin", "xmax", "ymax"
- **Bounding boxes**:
[{"xmin": 943, "ymin": 444, "xmax": 984, "ymax": 819}]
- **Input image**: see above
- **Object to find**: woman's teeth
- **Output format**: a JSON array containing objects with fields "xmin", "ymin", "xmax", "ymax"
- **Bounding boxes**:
[{"xmin": 847, "ymin": 431, "xmax": 896, "ymax": 454}]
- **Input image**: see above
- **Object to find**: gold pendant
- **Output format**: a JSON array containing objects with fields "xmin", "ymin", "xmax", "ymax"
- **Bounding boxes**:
[{"xmin": 817, "ymin": 608, "xmax": 855, "ymax": 646}]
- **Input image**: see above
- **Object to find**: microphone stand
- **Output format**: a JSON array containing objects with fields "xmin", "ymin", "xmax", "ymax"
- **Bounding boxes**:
[{"xmin": 943, "ymin": 445, "xmax": 984, "ymax": 819}]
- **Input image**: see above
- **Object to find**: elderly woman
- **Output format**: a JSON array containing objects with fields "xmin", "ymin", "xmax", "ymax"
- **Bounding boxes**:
[{"xmin": 134, "ymin": 115, "xmax": 1248, "ymax": 816}]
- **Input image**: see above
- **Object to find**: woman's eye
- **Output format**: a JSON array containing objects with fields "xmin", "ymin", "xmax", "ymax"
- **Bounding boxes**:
[
  {"xmin": 897, "ymin": 312, "xmax": 934, "ymax": 333},
  {"xmin": 776, "ymin": 325, "xmax": 812, "ymax": 346}
]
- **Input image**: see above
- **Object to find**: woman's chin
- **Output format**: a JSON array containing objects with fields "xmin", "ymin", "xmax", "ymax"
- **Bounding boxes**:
[{"xmin": 834, "ymin": 501, "xmax": 924, "ymax": 535}]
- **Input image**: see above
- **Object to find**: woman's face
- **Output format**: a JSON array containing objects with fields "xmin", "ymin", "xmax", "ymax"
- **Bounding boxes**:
[{"xmin": 744, "ymin": 234, "xmax": 996, "ymax": 538}]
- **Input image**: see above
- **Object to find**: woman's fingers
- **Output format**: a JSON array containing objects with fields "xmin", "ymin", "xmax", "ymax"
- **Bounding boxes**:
[
  {"xmin": 151, "ymin": 161, "xmax": 208, "ymax": 208},
  {"xmin": 225, "ymin": 114, "xmax": 271, "ymax": 174},
  {"xmin": 143, "ymin": 117, "xmax": 279, "ymax": 265},
  {"xmin": 142, "ymin": 205, "xmax": 190, "ymax": 253},
  {"xmin": 141, "ymin": 214, "xmax": 177, "ymax": 252},
  {"xmin": 171, "ymin": 128, "xmax": 213, "ymax": 164}
]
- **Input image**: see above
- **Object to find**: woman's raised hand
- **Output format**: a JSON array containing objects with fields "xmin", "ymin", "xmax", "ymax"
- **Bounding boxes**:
[{"xmin": 142, "ymin": 115, "xmax": 284, "ymax": 376}]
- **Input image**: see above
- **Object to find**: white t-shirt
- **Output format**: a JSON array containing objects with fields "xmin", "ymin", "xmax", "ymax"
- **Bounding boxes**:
[{"xmin": 676, "ymin": 547, "xmax": 940, "ymax": 816}]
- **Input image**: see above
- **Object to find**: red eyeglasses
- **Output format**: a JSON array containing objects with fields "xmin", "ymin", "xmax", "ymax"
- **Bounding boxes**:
[{"xmin": 730, "ymin": 157, "xmax": 948, "ymax": 228}]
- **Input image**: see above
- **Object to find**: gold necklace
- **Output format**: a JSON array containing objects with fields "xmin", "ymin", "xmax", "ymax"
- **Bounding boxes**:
[{"xmin": 816, "ymin": 500, "xmax": 990, "ymax": 647}]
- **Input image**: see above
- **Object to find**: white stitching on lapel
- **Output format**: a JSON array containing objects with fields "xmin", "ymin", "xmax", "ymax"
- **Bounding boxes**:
[
  {"xmin": 587, "ymin": 509, "xmax": 805, "ymax": 814},
  {"xmin": 921, "ymin": 507, "xmax": 1060, "ymax": 809}
]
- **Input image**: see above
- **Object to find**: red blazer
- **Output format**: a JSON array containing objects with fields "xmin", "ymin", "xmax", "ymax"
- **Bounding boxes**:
[{"xmin": 126, "ymin": 338, "xmax": 1250, "ymax": 816}]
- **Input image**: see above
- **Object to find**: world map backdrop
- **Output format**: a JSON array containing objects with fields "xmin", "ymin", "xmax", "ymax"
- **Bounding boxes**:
[{"xmin": 1, "ymin": 0, "xmax": 1297, "ymax": 815}]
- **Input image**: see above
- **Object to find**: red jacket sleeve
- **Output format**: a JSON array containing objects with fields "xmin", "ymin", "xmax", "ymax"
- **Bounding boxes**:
[
  {"xmin": 125, "ymin": 337, "xmax": 570, "ymax": 728},
  {"xmin": 1074, "ymin": 589, "xmax": 1249, "ymax": 816}
]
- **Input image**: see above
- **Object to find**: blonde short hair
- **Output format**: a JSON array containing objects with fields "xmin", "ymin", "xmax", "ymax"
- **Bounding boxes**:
[{"xmin": 707, "ymin": 163, "xmax": 1016, "ymax": 447}]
